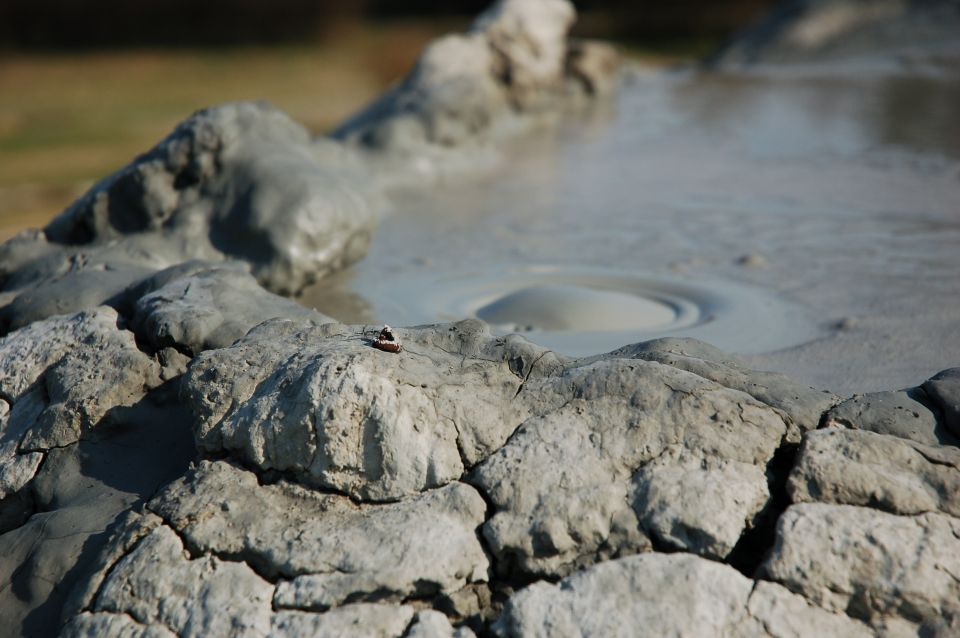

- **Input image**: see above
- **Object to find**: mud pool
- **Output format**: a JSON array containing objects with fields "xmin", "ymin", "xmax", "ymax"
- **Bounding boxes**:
[{"xmin": 302, "ymin": 61, "xmax": 960, "ymax": 395}]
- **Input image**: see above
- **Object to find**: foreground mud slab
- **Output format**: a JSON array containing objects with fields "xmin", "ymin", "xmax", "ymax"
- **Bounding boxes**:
[
  {"xmin": 2, "ymin": 0, "xmax": 960, "ymax": 636},
  {"xmin": 4, "ymin": 305, "xmax": 958, "ymax": 636},
  {"xmin": 493, "ymin": 553, "xmax": 870, "ymax": 637}
]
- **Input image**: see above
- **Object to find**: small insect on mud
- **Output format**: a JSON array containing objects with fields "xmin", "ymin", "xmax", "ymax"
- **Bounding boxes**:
[{"xmin": 372, "ymin": 325, "xmax": 402, "ymax": 353}]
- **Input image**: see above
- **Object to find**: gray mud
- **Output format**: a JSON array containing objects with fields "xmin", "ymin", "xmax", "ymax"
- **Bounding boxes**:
[
  {"xmin": 2, "ymin": 0, "xmax": 960, "ymax": 636},
  {"xmin": 305, "ymin": 265, "xmax": 823, "ymax": 358},
  {"xmin": 302, "ymin": 61, "xmax": 960, "ymax": 394}
]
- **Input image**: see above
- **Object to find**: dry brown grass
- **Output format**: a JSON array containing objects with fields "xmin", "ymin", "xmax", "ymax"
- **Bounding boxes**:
[{"xmin": 0, "ymin": 21, "xmax": 461, "ymax": 240}]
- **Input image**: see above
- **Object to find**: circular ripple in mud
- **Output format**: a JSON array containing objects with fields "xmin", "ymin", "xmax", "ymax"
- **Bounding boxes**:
[
  {"xmin": 475, "ymin": 284, "xmax": 680, "ymax": 332},
  {"xmin": 301, "ymin": 267, "xmax": 823, "ymax": 357},
  {"xmin": 328, "ymin": 266, "xmax": 826, "ymax": 358}
]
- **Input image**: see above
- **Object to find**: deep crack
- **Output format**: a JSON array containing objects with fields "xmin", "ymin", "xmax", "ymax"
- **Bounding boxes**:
[{"xmin": 726, "ymin": 441, "xmax": 798, "ymax": 578}]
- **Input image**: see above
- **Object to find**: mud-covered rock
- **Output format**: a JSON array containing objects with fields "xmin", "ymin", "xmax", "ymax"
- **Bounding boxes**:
[
  {"xmin": 2, "ymin": 395, "xmax": 196, "ymax": 637},
  {"xmin": 923, "ymin": 367, "xmax": 960, "ymax": 438},
  {"xmin": 181, "ymin": 319, "xmax": 564, "ymax": 500},
  {"xmin": 788, "ymin": 428, "xmax": 960, "ymax": 516},
  {"xmin": 0, "ymin": 260, "xmax": 155, "ymax": 334},
  {"xmin": 632, "ymin": 451, "xmax": 769, "ymax": 559},
  {"xmin": 493, "ymin": 553, "xmax": 869, "ymax": 637},
  {"xmin": 606, "ymin": 337, "xmax": 837, "ymax": 440},
  {"xmin": 1, "ymin": 502, "xmax": 137, "ymax": 636},
  {"xmin": 148, "ymin": 460, "xmax": 488, "ymax": 609},
  {"xmin": 47, "ymin": 102, "xmax": 375, "ymax": 296},
  {"xmin": 0, "ymin": 398, "xmax": 42, "ymax": 500},
  {"xmin": 62, "ymin": 612, "xmax": 178, "ymax": 638},
  {"xmin": 0, "ymin": 485, "xmax": 35, "ymax": 533},
  {"xmin": 62, "ymin": 510, "xmax": 166, "ymax": 622},
  {"xmin": 181, "ymin": 318, "xmax": 790, "ymax": 577},
  {"xmin": 273, "ymin": 605, "xmax": 477, "ymax": 638},
  {"xmin": 60, "ymin": 461, "xmax": 487, "ymax": 634},
  {"xmin": 333, "ymin": 0, "xmax": 619, "ymax": 165},
  {"xmin": 0, "ymin": 102, "xmax": 376, "ymax": 329},
  {"xmin": 0, "ymin": 307, "xmax": 162, "ymax": 507},
  {"xmin": 824, "ymin": 388, "xmax": 956, "ymax": 446},
  {"xmin": 471, "ymin": 357, "xmax": 786, "ymax": 576},
  {"xmin": 130, "ymin": 262, "xmax": 331, "ymax": 355},
  {"xmin": 0, "ymin": 307, "xmax": 162, "ymax": 452},
  {"xmin": 183, "ymin": 321, "xmax": 786, "ymax": 575},
  {"xmin": 762, "ymin": 503, "xmax": 960, "ymax": 630},
  {"xmin": 407, "ymin": 610, "xmax": 477, "ymax": 638},
  {"xmin": 91, "ymin": 524, "xmax": 274, "ymax": 637},
  {"xmin": 0, "ymin": 307, "xmax": 184, "ymax": 510},
  {"xmin": 271, "ymin": 604, "xmax": 415, "ymax": 638}
]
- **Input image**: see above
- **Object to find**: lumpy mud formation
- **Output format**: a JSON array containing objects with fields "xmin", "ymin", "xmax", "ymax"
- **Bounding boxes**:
[{"xmin": 1, "ymin": 0, "xmax": 960, "ymax": 636}]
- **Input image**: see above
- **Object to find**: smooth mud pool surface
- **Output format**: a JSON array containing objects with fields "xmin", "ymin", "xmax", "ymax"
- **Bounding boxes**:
[{"xmin": 302, "ymin": 61, "xmax": 960, "ymax": 396}]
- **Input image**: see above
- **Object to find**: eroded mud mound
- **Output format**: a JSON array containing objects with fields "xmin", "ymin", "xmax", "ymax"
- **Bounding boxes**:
[{"xmin": 2, "ymin": 0, "xmax": 959, "ymax": 636}]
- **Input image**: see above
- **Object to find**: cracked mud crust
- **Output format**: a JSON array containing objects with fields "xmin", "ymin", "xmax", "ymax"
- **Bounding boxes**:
[{"xmin": 2, "ymin": 0, "xmax": 960, "ymax": 636}]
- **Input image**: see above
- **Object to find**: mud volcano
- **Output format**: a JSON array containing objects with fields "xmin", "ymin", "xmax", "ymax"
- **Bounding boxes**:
[{"xmin": 1, "ymin": 0, "xmax": 960, "ymax": 636}]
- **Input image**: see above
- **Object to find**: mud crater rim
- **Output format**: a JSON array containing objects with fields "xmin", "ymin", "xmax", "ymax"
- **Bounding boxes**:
[
  {"xmin": 469, "ymin": 281, "xmax": 699, "ymax": 334},
  {"xmin": 406, "ymin": 266, "xmax": 823, "ymax": 356},
  {"xmin": 307, "ymin": 266, "xmax": 824, "ymax": 357}
]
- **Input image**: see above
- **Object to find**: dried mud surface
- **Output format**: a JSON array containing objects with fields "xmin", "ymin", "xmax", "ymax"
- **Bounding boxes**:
[{"xmin": 2, "ymin": 1, "xmax": 960, "ymax": 636}]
